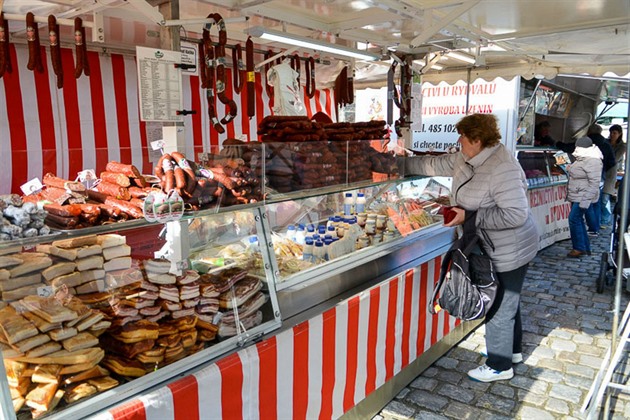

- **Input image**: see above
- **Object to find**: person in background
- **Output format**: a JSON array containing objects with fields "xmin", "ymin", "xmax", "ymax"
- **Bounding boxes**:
[
  {"xmin": 585, "ymin": 124, "xmax": 617, "ymax": 236},
  {"xmin": 566, "ymin": 136, "xmax": 603, "ymax": 257},
  {"xmin": 534, "ymin": 121, "xmax": 556, "ymax": 147},
  {"xmin": 600, "ymin": 124, "xmax": 625, "ymax": 227},
  {"xmin": 398, "ymin": 113, "xmax": 538, "ymax": 383}
]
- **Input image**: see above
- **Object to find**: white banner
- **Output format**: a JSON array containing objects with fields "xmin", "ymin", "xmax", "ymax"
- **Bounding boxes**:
[
  {"xmin": 528, "ymin": 184, "xmax": 571, "ymax": 249},
  {"xmin": 411, "ymin": 78, "xmax": 519, "ymax": 152}
]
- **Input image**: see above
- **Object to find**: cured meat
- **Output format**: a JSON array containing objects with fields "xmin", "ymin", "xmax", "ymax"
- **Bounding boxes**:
[
  {"xmin": 100, "ymin": 171, "xmax": 131, "ymax": 187},
  {"xmin": 26, "ymin": 12, "xmax": 44, "ymax": 73},
  {"xmin": 96, "ymin": 181, "xmax": 131, "ymax": 201},
  {"xmin": 48, "ymin": 15, "xmax": 63, "ymax": 89}
]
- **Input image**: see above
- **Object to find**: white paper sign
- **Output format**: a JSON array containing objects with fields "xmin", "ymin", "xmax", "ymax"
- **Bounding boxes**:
[
  {"xmin": 136, "ymin": 46, "xmax": 184, "ymax": 122},
  {"xmin": 180, "ymin": 41, "xmax": 199, "ymax": 77},
  {"xmin": 20, "ymin": 178, "xmax": 43, "ymax": 195}
]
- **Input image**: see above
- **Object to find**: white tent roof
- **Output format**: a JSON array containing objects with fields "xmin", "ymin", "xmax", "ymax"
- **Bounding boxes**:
[{"xmin": 2, "ymin": 0, "xmax": 629, "ymax": 85}]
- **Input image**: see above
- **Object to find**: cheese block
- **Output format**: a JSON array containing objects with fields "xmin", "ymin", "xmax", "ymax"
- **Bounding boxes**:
[
  {"xmin": 62, "ymin": 332, "xmax": 99, "ymax": 352},
  {"xmin": 64, "ymin": 365, "xmax": 109, "ymax": 385},
  {"xmin": 31, "ymin": 389, "xmax": 64, "ymax": 419},
  {"xmin": 0, "ymin": 272, "xmax": 42, "ymax": 292},
  {"xmin": 0, "ymin": 306, "xmax": 39, "ymax": 344},
  {"xmin": 21, "ymin": 295, "xmax": 78, "ymax": 323},
  {"xmin": 76, "ymin": 244, "xmax": 103, "ymax": 259},
  {"xmin": 25, "ymin": 382, "xmax": 58, "ymax": 412},
  {"xmin": 16, "ymin": 347, "xmax": 104, "ymax": 365},
  {"xmin": 0, "ymin": 255, "xmax": 23, "ymax": 269},
  {"xmin": 11, "ymin": 334, "xmax": 51, "ymax": 354},
  {"xmin": 1, "ymin": 283, "xmax": 42, "ymax": 301},
  {"xmin": 51, "ymin": 271, "xmax": 83, "ymax": 288},
  {"xmin": 52, "ymin": 235, "xmax": 98, "ymax": 249},
  {"xmin": 64, "ymin": 382, "xmax": 97, "ymax": 404},
  {"xmin": 97, "ymin": 233, "xmax": 127, "ymax": 249},
  {"xmin": 76, "ymin": 255, "xmax": 104, "ymax": 272},
  {"xmin": 80, "ymin": 269, "xmax": 105, "ymax": 284},
  {"xmin": 32, "ymin": 364, "xmax": 62, "ymax": 384},
  {"xmin": 104, "ymin": 256, "xmax": 132, "ymax": 272},
  {"xmin": 24, "ymin": 341, "xmax": 63, "ymax": 358},
  {"xmin": 76, "ymin": 279, "xmax": 105, "ymax": 295},
  {"xmin": 103, "ymin": 244, "xmax": 131, "ymax": 261},
  {"xmin": 42, "ymin": 262, "xmax": 77, "ymax": 281},
  {"xmin": 88, "ymin": 376, "xmax": 119, "ymax": 392},
  {"xmin": 48, "ymin": 245, "xmax": 78, "ymax": 261},
  {"xmin": 48, "ymin": 327, "xmax": 78, "ymax": 342},
  {"xmin": 9, "ymin": 255, "xmax": 53, "ymax": 278}
]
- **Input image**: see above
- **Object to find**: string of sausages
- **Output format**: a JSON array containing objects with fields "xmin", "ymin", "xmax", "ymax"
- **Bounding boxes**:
[
  {"xmin": 0, "ymin": 13, "xmax": 12, "ymax": 78},
  {"xmin": 245, "ymin": 36, "xmax": 255, "ymax": 117},
  {"xmin": 232, "ymin": 43, "xmax": 244, "ymax": 94},
  {"xmin": 263, "ymin": 49, "xmax": 275, "ymax": 108},
  {"xmin": 305, "ymin": 56, "xmax": 315, "ymax": 99},
  {"xmin": 201, "ymin": 16, "xmax": 224, "ymax": 134},
  {"xmin": 48, "ymin": 15, "xmax": 63, "ymax": 88},
  {"xmin": 26, "ymin": 12, "xmax": 43, "ymax": 73},
  {"xmin": 74, "ymin": 17, "xmax": 90, "ymax": 78},
  {"xmin": 290, "ymin": 53, "xmax": 301, "ymax": 85}
]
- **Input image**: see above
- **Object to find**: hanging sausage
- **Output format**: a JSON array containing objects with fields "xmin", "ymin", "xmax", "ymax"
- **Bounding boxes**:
[
  {"xmin": 74, "ymin": 17, "xmax": 90, "ymax": 78},
  {"xmin": 245, "ymin": 36, "xmax": 256, "ymax": 117},
  {"xmin": 26, "ymin": 12, "xmax": 44, "ymax": 73},
  {"xmin": 0, "ymin": 12, "xmax": 12, "ymax": 78},
  {"xmin": 48, "ymin": 15, "xmax": 63, "ymax": 88}
]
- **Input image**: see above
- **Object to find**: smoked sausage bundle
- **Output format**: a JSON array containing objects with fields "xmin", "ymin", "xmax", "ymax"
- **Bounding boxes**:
[{"xmin": 0, "ymin": 13, "xmax": 13, "ymax": 78}]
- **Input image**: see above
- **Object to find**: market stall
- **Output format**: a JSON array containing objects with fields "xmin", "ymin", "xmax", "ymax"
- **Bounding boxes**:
[{"xmin": 0, "ymin": 1, "xmax": 628, "ymax": 419}]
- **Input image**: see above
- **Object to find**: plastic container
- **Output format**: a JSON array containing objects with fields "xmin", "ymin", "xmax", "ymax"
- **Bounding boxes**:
[
  {"xmin": 303, "ymin": 237, "xmax": 314, "ymax": 262},
  {"xmin": 318, "ymin": 225, "xmax": 327, "ymax": 235},
  {"xmin": 313, "ymin": 240, "xmax": 325, "ymax": 262},
  {"xmin": 247, "ymin": 235, "xmax": 260, "ymax": 253},
  {"xmin": 326, "ymin": 225, "xmax": 337, "ymax": 238},
  {"xmin": 355, "ymin": 192, "xmax": 366, "ymax": 213},
  {"xmin": 323, "ymin": 238, "xmax": 333, "ymax": 260},
  {"xmin": 307, "ymin": 224, "xmax": 315, "ymax": 234},
  {"xmin": 295, "ymin": 224, "xmax": 306, "ymax": 245},
  {"xmin": 286, "ymin": 225, "xmax": 297, "ymax": 242},
  {"xmin": 344, "ymin": 192, "xmax": 354, "ymax": 216}
]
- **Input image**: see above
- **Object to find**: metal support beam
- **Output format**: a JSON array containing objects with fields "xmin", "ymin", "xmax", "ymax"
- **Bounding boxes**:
[
  {"xmin": 409, "ymin": 0, "xmax": 480, "ymax": 48},
  {"xmin": 125, "ymin": 0, "xmax": 165, "ymax": 25}
]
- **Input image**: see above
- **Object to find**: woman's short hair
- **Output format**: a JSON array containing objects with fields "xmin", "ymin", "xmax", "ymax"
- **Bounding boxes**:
[{"xmin": 455, "ymin": 113, "xmax": 502, "ymax": 148}]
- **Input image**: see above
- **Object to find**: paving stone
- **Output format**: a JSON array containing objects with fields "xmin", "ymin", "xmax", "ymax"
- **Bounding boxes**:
[
  {"xmin": 517, "ymin": 406, "xmax": 555, "ymax": 420},
  {"xmin": 442, "ymin": 401, "xmax": 484, "ymax": 420},
  {"xmin": 509, "ymin": 375, "xmax": 548, "ymax": 395},
  {"xmin": 475, "ymin": 393, "xmax": 515, "ymax": 415},
  {"xmin": 537, "ymin": 358, "xmax": 564, "ymax": 371},
  {"xmin": 516, "ymin": 389, "xmax": 546, "ymax": 407},
  {"xmin": 436, "ymin": 370, "xmax": 463, "ymax": 385},
  {"xmin": 549, "ymin": 383, "xmax": 583, "ymax": 404},
  {"xmin": 550, "ymin": 338, "xmax": 577, "ymax": 352},
  {"xmin": 381, "ymin": 400, "xmax": 416, "ymax": 419},
  {"xmin": 547, "ymin": 329, "xmax": 573, "ymax": 339},
  {"xmin": 528, "ymin": 368, "xmax": 564, "ymax": 384},
  {"xmin": 409, "ymin": 377, "xmax": 439, "ymax": 392},
  {"xmin": 413, "ymin": 411, "xmax": 449, "ymax": 420},
  {"xmin": 529, "ymin": 346, "xmax": 555, "ymax": 359},
  {"xmin": 544, "ymin": 397, "xmax": 570, "ymax": 415},
  {"xmin": 373, "ymin": 415, "xmax": 385, "ymax": 420},
  {"xmin": 420, "ymin": 367, "xmax": 439, "ymax": 378},
  {"xmin": 434, "ymin": 357, "xmax": 459, "ymax": 370},
  {"xmin": 565, "ymin": 363, "xmax": 595, "ymax": 379},
  {"xmin": 406, "ymin": 389, "xmax": 449, "ymax": 411},
  {"xmin": 436, "ymin": 383, "xmax": 475, "ymax": 404},
  {"xmin": 563, "ymin": 374, "xmax": 595, "ymax": 391},
  {"xmin": 396, "ymin": 388, "xmax": 411, "ymax": 400},
  {"xmin": 490, "ymin": 383, "xmax": 515, "ymax": 399},
  {"xmin": 580, "ymin": 354, "xmax": 605, "ymax": 369}
]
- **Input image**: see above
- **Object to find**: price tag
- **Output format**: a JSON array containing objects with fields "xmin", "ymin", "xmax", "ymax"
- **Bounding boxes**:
[
  {"xmin": 20, "ymin": 178, "xmax": 44, "ymax": 196},
  {"xmin": 37, "ymin": 286, "xmax": 54, "ymax": 298},
  {"xmin": 151, "ymin": 140, "xmax": 166, "ymax": 151},
  {"xmin": 77, "ymin": 169, "xmax": 97, "ymax": 189},
  {"xmin": 239, "ymin": 134, "xmax": 248, "ymax": 142},
  {"xmin": 176, "ymin": 260, "xmax": 189, "ymax": 270}
]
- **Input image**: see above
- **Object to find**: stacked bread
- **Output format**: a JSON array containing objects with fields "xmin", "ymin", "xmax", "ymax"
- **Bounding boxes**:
[
  {"xmin": 0, "ymin": 295, "xmax": 116, "ymax": 417},
  {"xmin": 0, "ymin": 249, "xmax": 52, "ymax": 304},
  {"xmin": 200, "ymin": 268, "xmax": 267, "ymax": 338}
]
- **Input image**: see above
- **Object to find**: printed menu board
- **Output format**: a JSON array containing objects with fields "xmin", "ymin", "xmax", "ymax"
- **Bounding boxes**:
[{"xmin": 136, "ymin": 46, "xmax": 183, "ymax": 122}]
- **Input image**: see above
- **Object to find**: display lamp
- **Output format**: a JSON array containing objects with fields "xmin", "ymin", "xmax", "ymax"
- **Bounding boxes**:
[{"xmin": 247, "ymin": 26, "xmax": 379, "ymax": 61}]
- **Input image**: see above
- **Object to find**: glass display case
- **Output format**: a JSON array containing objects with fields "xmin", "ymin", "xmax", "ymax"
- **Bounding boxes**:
[
  {"xmin": 0, "ymin": 145, "xmax": 447, "ymax": 420},
  {"xmin": 516, "ymin": 149, "xmax": 568, "ymax": 188}
]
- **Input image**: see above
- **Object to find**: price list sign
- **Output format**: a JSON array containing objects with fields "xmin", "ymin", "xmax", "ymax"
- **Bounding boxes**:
[{"xmin": 137, "ymin": 46, "xmax": 183, "ymax": 122}]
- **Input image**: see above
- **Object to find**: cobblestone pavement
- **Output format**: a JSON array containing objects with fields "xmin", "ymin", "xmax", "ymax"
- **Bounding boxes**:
[{"xmin": 377, "ymin": 227, "xmax": 630, "ymax": 420}]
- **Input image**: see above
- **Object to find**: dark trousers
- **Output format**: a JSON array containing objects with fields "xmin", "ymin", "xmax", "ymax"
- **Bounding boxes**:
[{"xmin": 484, "ymin": 263, "xmax": 529, "ymax": 371}]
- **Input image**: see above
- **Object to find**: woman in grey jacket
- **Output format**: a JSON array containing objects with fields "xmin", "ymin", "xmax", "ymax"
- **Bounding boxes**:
[
  {"xmin": 566, "ymin": 136, "xmax": 603, "ymax": 257},
  {"xmin": 399, "ymin": 113, "xmax": 538, "ymax": 383}
]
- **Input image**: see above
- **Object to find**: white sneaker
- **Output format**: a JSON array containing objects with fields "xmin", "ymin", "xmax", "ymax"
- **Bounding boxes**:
[
  {"xmin": 468, "ymin": 364, "xmax": 514, "ymax": 382},
  {"xmin": 480, "ymin": 350, "xmax": 523, "ymax": 364}
]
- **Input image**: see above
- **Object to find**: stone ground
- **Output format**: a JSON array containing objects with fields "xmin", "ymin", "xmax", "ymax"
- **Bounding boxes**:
[{"xmin": 376, "ymin": 225, "xmax": 630, "ymax": 420}]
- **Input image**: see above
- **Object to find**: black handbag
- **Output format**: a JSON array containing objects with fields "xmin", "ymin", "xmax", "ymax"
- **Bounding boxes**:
[{"xmin": 429, "ymin": 211, "xmax": 498, "ymax": 321}]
